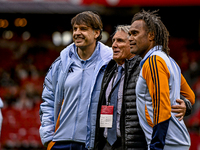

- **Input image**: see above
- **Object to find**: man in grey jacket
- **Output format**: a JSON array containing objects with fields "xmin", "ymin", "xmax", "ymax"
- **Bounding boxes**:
[{"xmin": 39, "ymin": 11, "xmax": 112, "ymax": 150}]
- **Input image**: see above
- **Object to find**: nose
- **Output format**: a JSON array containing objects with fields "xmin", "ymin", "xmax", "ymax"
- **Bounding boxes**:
[
  {"xmin": 129, "ymin": 35, "xmax": 133, "ymax": 42},
  {"xmin": 73, "ymin": 28, "xmax": 81, "ymax": 35},
  {"xmin": 112, "ymin": 40, "xmax": 117, "ymax": 48}
]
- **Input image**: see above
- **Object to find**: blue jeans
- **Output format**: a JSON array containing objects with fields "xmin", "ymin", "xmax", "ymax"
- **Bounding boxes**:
[{"xmin": 50, "ymin": 141, "xmax": 88, "ymax": 150}]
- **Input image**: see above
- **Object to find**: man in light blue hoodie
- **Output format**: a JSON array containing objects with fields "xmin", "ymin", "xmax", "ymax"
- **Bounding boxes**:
[{"xmin": 39, "ymin": 11, "xmax": 113, "ymax": 150}]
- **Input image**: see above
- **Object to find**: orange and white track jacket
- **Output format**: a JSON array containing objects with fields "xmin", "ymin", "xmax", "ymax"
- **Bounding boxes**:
[{"xmin": 136, "ymin": 45, "xmax": 195, "ymax": 150}]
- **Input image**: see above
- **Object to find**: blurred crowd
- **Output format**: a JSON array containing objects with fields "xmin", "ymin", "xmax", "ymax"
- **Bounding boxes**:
[
  {"xmin": 0, "ymin": 35, "xmax": 60, "ymax": 149},
  {"xmin": 0, "ymin": 33, "xmax": 200, "ymax": 149}
]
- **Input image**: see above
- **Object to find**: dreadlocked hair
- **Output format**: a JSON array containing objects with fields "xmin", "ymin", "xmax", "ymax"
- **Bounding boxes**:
[{"xmin": 131, "ymin": 9, "xmax": 170, "ymax": 55}]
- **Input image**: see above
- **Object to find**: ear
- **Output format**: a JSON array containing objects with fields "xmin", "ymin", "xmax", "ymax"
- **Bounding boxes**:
[
  {"xmin": 148, "ymin": 32, "xmax": 155, "ymax": 41},
  {"xmin": 94, "ymin": 30, "xmax": 100, "ymax": 39}
]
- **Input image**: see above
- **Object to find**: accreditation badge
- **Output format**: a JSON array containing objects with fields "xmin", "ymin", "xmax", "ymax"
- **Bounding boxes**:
[{"xmin": 100, "ymin": 105, "xmax": 114, "ymax": 128}]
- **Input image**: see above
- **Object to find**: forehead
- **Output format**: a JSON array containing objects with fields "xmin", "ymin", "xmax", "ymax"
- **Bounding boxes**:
[
  {"xmin": 113, "ymin": 30, "xmax": 128, "ymax": 40},
  {"xmin": 73, "ymin": 23, "xmax": 90, "ymax": 28},
  {"xmin": 129, "ymin": 20, "xmax": 146, "ymax": 32}
]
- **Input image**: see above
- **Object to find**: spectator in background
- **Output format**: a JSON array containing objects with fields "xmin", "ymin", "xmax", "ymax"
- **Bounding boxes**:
[
  {"xmin": 39, "ymin": 11, "xmax": 112, "ymax": 150},
  {"xmin": 129, "ymin": 10, "xmax": 195, "ymax": 150}
]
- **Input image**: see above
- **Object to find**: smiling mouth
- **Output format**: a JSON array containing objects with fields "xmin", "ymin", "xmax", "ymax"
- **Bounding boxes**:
[
  {"xmin": 130, "ymin": 43, "xmax": 136, "ymax": 48},
  {"xmin": 74, "ymin": 35, "xmax": 84, "ymax": 39},
  {"xmin": 113, "ymin": 50, "xmax": 120, "ymax": 54},
  {"xmin": 75, "ymin": 38, "xmax": 84, "ymax": 43},
  {"xmin": 130, "ymin": 43, "xmax": 136, "ymax": 46}
]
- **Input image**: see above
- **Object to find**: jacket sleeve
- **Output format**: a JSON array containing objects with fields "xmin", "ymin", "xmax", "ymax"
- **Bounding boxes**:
[
  {"xmin": 0, "ymin": 97, "xmax": 3, "ymax": 108},
  {"xmin": 180, "ymin": 74, "xmax": 195, "ymax": 116},
  {"xmin": 180, "ymin": 94, "xmax": 192, "ymax": 116},
  {"xmin": 142, "ymin": 55, "xmax": 171, "ymax": 150},
  {"xmin": 39, "ymin": 64, "xmax": 57, "ymax": 146},
  {"xmin": 180, "ymin": 74, "xmax": 195, "ymax": 105}
]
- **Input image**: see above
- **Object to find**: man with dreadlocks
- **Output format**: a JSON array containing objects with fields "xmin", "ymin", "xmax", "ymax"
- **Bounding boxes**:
[{"xmin": 129, "ymin": 10, "xmax": 195, "ymax": 150}]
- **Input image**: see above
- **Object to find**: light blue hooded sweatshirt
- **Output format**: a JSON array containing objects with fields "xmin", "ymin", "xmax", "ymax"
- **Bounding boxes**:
[{"xmin": 39, "ymin": 42, "xmax": 112, "ymax": 149}]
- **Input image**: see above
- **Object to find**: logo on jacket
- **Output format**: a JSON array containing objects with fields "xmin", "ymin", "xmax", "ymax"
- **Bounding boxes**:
[{"xmin": 68, "ymin": 67, "xmax": 74, "ymax": 73}]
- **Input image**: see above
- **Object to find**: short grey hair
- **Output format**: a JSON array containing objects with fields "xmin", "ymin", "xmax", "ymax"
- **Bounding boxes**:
[
  {"xmin": 112, "ymin": 25, "xmax": 130, "ymax": 38},
  {"xmin": 115, "ymin": 25, "xmax": 130, "ymax": 34}
]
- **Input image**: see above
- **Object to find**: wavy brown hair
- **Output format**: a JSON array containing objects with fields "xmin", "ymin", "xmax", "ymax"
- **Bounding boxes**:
[{"xmin": 71, "ymin": 11, "xmax": 103, "ymax": 41}]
